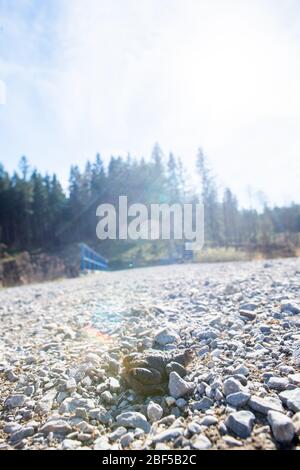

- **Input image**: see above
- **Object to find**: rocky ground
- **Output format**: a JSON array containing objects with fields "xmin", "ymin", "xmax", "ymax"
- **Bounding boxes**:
[{"xmin": 0, "ymin": 258, "xmax": 300, "ymax": 450}]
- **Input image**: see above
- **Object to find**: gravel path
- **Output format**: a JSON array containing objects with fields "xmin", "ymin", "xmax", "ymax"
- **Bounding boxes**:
[{"xmin": 0, "ymin": 258, "xmax": 300, "ymax": 450}]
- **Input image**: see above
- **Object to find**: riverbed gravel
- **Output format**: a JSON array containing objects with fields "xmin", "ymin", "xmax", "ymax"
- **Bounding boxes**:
[{"xmin": 0, "ymin": 257, "xmax": 300, "ymax": 450}]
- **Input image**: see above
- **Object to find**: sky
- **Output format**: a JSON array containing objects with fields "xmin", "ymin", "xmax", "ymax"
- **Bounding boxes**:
[{"xmin": 0, "ymin": 0, "xmax": 300, "ymax": 207}]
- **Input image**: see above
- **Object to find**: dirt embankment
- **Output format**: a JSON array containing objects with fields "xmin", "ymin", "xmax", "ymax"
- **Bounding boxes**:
[{"xmin": 0, "ymin": 251, "xmax": 79, "ymax": 287}]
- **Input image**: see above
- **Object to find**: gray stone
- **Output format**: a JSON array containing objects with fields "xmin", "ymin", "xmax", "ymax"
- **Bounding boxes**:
[
  {"xmin": 4, "ymin": 394, "xmax": 26, "ymax": 409},
  {"xmin": 7, "ymin": 370, "xmax": 18, "ymax": 382},
  {"xmin": 191, "ymin": 397, "xmax": 213, "ymax": 411},
  {"xmin": 168, "ymin": 371, "xmax": 194, "ymax": 399},
  {"xmin": 152, "ymin": 427, "xmax": 183, "ymax": 443},
  {"xmin": 116, "ymin": 411, "xmax": 150, "ymax": 433},
  {"xmin": 288, "ymin": 373, "xmax": 300, "ymax": 386},
  {"xmin": 187, "ymin": 422, "xmax": 202, "ymax": 435},
  {"xmin": 240, "ymin": 303, "xmax": 258, "ymax": 311},
  {"xmin": 267, "ymin": 377, "xmax": 288, "ymax": 392},
  {"xmin": 154, "ymin": 328, "xmax": 179, "ymax": 346},
  {"xmin": 36, "ymin": 390, "xmax": 57, "ymax": 414},
  {"xmin": 25, "ymin": 385, "xmax": 35, "ymax": 397},
  {"xmin": 223, "ymin": 436, "xmax": 243, "ymax": 447},
  {"xmin": 65, "ymin": 378, "xmax": 77, "ymax": 392},
  {"xmin": 93, "ymin": 437, "xmax": 110, "ymax": 450},
  {"xmin": 101, "ymin": 390, "xmax": 114, "ymax": 404},
  {"xmin": 3, "ymin": 423, "xmax": 23, "ymax": 434},
  {"xmin": 225, "ymin": 410, "xmax": 255, "ymax": 438},
  {"xmin": 268, "ymin": 411, "xmax": 294, "ymax": 443},
  {"xmin": 226, "ymin": 392, "xmax": 250, "ymax": 408},
  {"xmin": 85, "ymin": 352, "xmax": 101, "ymax": 365},
  {"xmin": 165, "ymin": 396, "xmax": 176, "ymax": 407},
  {"xmin": 147, "ymin": 402, "xmax": 163, "ymax": 422},
  {"xmin": 240, "ymin": 310, "xmax": 256, "ymax": 321},
  {"xmin": 97, "ymin": 408, "xmax": 112, "ymax": 425},
  {"xmin": 200, "ymin": 416, "xmax": 218, "ymax": 426},
  {"xmin": 260, "ymin": 324, "xmax": 271, "ymax": 334},
  {"xmin": 10, "ymin": 427, "xmax": 35, "ymax": 445},
  {"xmin": 76, "ymin": 421, "xmax": 94, "ymax": 434},
  {"xmin": 233, "ymin": 365, "xmax": 250, "ymax": 376},
  {"xmin": 108, "ymin": 377, "xmax": 120, "ymax": 392},
  {"xmin": 62, "ymin": 439, "xmax": 82, "ymax": 450},
  {"xmin": 109, "ymin": 427, "xmax": 127, "ymax": 442},
  {"xmin": 198, "ymin": 345, "xmax": 210, "ymax": 357},
  {"xmin": 176, "ymin": 398, "xmax": 187, "ymax": 408},
  {"xmin": 120, "ymin": 432, "xmax": 134, "ymax": 448},
  {"xmin": 190, "ymin": 434, "xmax": 212, "ymax": 449},
  {"xmin": 279, "ymin": 388, "xmax": 300, "ymax": 412},
  {"xmin": 292, "ymin": 412, "xmax": 300, "ymax": 436},
  {"xmin": 75, "ymin": 408, "xmax": 88, "ymax": 420},
  {"xmin": 40, "ymin": 419, "xmax": 72, "ymax": 435},
  {"xmin": 59, "ymin": 397, "xmax": 95, "ymax": 414},
  {"xmin": 223, "ymin": 378, "xmax": 244, "ymax": 396},
  {"xmin": 249, "ymin": 395, "xmax": 284, "ymax": 415},
  {"xmin": 281, "ymin": 301, "xmax": 300, "ymax": 315}
]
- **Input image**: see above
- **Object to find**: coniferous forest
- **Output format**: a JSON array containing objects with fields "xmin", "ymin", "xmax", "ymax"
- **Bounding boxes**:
[{"xmin": 0, "ymin": 144, "xmax": 300, "ymax": 263}]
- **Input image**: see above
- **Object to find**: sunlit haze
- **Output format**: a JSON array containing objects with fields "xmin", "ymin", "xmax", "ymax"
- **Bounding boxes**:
[{"xmin": 1, "ymin": 0, "xmax": 300, "ymax": 206}]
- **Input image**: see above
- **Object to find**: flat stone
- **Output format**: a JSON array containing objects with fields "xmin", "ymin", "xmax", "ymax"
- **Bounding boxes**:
[
  {"xmin": 191, "ymin": 397, "xmax": 213, "ymax": 411},
  {"xmin": 225, "ymin": 411, "xmax": 255, "ymax": 438},
  {"xmin": 226, "ymin": 392, "xmax": 250, "ymax": 408},
  {"xmin": 281, "ymin": 301, "xmax": 300, "ymax": 315},
  {"xmin": 232, "ymin": 365, "xmax": 250, "ymax": 376},
  {"xmin": 4, "ymin": 394, "xmax": 26, "ymax": 409},
  {"xmin": 268, "ymin": 411, "xmax": 295, "ymax": 443},
  {"xmin": 59, "ymin": 397, "xmax": 95, "ymax": 414},
  {"xmin": 3, "ymin": 423, "xmax": 23, "ymax": 434},
  {"xmin": 152, "ymin": 427, "xmax": 184, "ymax": 443},
  {"xmin": 240, "ymin": 310, "xmax": 256, "ymax": 321},
  {"xmin": 249, "ymin": 395, "xmax": 284, "ymax": 415},
  {"xmin": 116, "ymin": 412, "xmax": 150, "ymax": 433},
  {"xmin": 279, "ymin": 388, "xmax": 300, "ymax": 412},
  {"xmin": 10, "ymin": 427, "xmax": 35, "ymax": 445},
  {"xmin": 190, "ymin": 434, "xmax": 212, "ymax": 450},
  {"xmin": 40, "ymin": 419, "xmax": 72, "ymax": 435},
  {"xmin": 200, "ymin": 416, "xmax": 218, "ymax": 426},
  {"xmin": 259, "ymin": 324, "xmax": 271, "ymax": 334},
  {"xmin": 267, "ymin": 377, "xmax": 289, "ymax": 392},
  {"xmin": 109, "ymin": 427, "xmax": 127, "ymax": 442},
  {"xmin": 240, "ymin": 303, "xmax": 258, "ymax": 311}
]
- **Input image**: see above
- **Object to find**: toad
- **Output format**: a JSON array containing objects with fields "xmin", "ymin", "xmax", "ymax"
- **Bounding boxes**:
[{"xmin": 122, "ymin": 349, "xmax": 194, "ymax": 395}]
